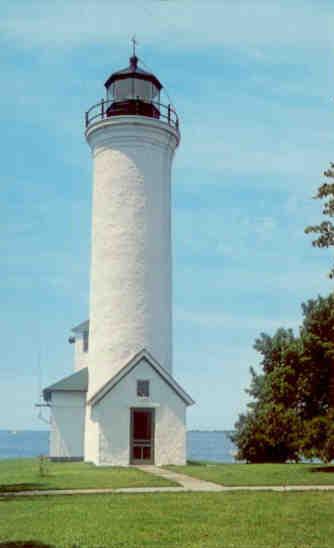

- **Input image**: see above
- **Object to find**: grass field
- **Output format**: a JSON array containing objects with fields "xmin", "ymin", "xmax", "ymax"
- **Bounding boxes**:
[
  {"xmin": 1, "ymin": 491, "xmax": 334, "ymax": 547},
  {"xmin": 168, "ymin": 462, "xmax": 334, "ymax": 486},
  {"xmin": 0, "ymin": 459, "xmax": 176, "ymax": 492}
]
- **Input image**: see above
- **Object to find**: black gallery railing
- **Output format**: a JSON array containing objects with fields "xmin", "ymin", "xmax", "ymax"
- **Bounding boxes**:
[{"xmin": 85, "ymin": 98, "xmax": 179, "ymax": 131}]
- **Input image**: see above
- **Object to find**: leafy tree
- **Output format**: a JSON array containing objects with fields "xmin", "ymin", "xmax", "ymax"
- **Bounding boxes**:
[
  {"xmin": 233, "ymin": 294, "xmax": 334, "ymax": 463},
  {"xmin": 305, "ymin": 163, "xmax": 334, "ymax": 277},
  {"xmin": 301, "ymin": 410, "xmax": 334, "ymax": 463},
  {"xmin": 233, "ymin": 404, "xmax": 302, "ymax": 463},
  {"xmin": 299, "ymin": 294, "xmax": 334, "ymax": 417},
  {"xmin": 232, "ymin": 328, "xmax": 303, "ymax": 462},
  {"xmin": 253, "ymin": 329, "xmax": 302, "ymax": 409}
]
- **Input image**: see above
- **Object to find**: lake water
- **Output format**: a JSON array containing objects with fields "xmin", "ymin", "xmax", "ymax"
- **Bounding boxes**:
[{"xmin": 0, "ymin": 430, "xmax": 237, "ymax": 462}]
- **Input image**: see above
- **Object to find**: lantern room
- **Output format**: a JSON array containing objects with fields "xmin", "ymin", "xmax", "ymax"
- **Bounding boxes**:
[
  {"xmin": 104, "ymin": 55, "xmax": 162, "ymax": 119},
  {"xmin": 85, "ymin": 52, "xmax": 179, "ymax": 131}
]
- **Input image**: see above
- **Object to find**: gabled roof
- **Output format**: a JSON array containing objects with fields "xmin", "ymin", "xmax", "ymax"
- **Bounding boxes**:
[
  {"xmin": 71, "ymin": 320, "xmax": 89, "ymax": 334},
  {"xmin": 43, "ymin": 368, "xmax": 88, "ymax": 402},
  {"xmin": 88, "ymin": 349, "xmax": 195, "ymax": 407}
]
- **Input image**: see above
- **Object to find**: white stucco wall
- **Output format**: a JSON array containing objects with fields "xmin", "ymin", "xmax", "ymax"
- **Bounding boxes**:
[
  {"xmin": 85, "ymin": 358, "xmax": 187, "ymax": 466},
  {"xmin": 85, "ymin": 116, "xmax": 180, "ymax": 398},
  {"xmin": 74, "ymin": 335, "xmax": 89, "ymax": 372},
  {"xmin": 84, "ymin": 402, "xmax": 99, "ymax": 463},
  {"xmin": 49, "ymin": 391, "xmax": 86, "ymax": 458}
]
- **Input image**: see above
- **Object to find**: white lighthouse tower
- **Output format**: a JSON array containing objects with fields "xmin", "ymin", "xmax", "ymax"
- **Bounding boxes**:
[
  {"xmin": 44, "ymin": 49, "xmax": 194, "ymax": 466},
  {"xmin": 86, "ymin": 51, "xmax": 177, "ymax": 397}
]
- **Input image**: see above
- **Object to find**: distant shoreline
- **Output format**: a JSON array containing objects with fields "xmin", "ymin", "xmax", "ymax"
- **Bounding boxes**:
[{"xmin": 1, "ymin": 429, "xmax": 235, "ymax": 434}]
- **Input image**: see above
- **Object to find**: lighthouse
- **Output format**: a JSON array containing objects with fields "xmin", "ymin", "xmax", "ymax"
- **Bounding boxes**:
[
  {"xmin": 43, "ymin": 49, "xmax": 194, "ymax": 466},
  {"xmin": 86, "ymin": 51, "xmax": 178, "ymax": 397}
]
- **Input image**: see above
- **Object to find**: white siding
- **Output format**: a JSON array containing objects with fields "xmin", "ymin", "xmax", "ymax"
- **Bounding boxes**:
[
  {"xmin": 84, "ymin": 403, "xmax": 99, "ymax": 464},
  {"xmin": 49, "ymin": 392, "xmax": 86, "ymax": 458},
  {"xmin": 86, "ymin": 117, "xmax": 179, "ymax": 398},
  {"xmin": 74, "ymin": 335, "xmax": 89, "ymax": 372},
  {"xmin": 86, "ymin": 358, "xmax": 186, "ymax": 466}
]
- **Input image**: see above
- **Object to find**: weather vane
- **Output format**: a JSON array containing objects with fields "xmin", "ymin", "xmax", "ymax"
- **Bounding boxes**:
[{"xmin": 131, "ymin": 35, "xmax": 138, "ymax": 57}]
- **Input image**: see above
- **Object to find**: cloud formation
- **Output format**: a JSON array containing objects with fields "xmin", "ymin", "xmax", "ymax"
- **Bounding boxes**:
[{"xmin": 2, "ymin": 1, "xmax": 332, "ymax": 51}]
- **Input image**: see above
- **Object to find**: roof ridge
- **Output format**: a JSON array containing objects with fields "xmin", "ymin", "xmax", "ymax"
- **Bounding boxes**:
[{"xmin": 88, "ymin": 349, "xmax": 194, "ymax": 407}]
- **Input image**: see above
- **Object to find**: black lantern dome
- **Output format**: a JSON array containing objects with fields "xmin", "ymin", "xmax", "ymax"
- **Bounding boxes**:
[
  {"xmin": 104, "ymin": 55, "xmax": 163, "ymax": 119},
  {"xmin": 85, "ymin": 54, "xmax": 179, "ymax": 131}
]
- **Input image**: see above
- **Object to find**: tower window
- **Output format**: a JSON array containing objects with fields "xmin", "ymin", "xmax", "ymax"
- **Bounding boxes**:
[
  {"xmin": 83, "ymin": 330, "xmax": 89, "ymax": 353},
  {"xmin": 137, "ymin": 380, "xmax": 149, "ymax": 398}
]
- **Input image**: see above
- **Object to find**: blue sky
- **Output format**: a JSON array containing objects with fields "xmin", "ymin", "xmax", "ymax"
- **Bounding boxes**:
[{"xmin": 1, "ymin": 0, "xmax": 334, "ymax": 430}]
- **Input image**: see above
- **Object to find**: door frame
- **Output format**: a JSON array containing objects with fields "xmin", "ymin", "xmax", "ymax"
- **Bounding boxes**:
[{"xmin": 129, "ymin": 407, "xmax": 155, "ymax": 465}]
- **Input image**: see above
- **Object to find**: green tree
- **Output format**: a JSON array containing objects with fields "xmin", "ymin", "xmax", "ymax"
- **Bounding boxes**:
[
  {"xmin": 233, "ymin": 294, "xmax": 334, "ymax": 463},
  {"xmin": 233, "ymin": 404, "xmax": 302, "ymax": 463},
  {"xmin": 301, "ymin": 410, "xmax": 334, "ymax": 463},
  {"xmin": 305, "ymin": 163, "xmax": 334, "ymax": 277},
  {"xmin": 299, "ymin": 294, "xmax": 334, "ymax": 417},
  {"xmin": 232, "ymin": 328, "xmax": 302, "ymax": 462}
]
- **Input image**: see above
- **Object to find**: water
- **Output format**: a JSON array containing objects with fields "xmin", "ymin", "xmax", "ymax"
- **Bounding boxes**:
[
  {"xmin": 0, "ymin": 430, "xmax": 49, "ymax": 460},
  {"xmin": 0, "ymin": 430, "xmax": 236, "ymax": 462},
  {"xmin": 187, "ymin": 430, "xmax": 236, "ymax": 462}
]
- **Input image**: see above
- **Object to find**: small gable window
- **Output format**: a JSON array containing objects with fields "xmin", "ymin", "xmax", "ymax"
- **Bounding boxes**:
[
  {"xmin": 137, "ymin": 380, "xmax": 149, "ymax": 398},
  {"xmin": 83, "ymin": 330, "xmax": 89, "ymax": 353}
]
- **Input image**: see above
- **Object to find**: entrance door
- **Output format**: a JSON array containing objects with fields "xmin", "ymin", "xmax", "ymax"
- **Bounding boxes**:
[{"xmin": 130, "ymin": 408, "xmax": 155, "ymax": 464}]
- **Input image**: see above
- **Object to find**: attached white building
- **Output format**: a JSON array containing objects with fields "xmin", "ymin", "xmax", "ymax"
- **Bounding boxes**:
[{"xmin": 43, "ymin": 52, "xmax": 194, "ymax": 466}]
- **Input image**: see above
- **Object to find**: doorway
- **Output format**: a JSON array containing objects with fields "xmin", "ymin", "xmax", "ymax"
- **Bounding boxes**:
[{"xmin": 130, "ymin": 408, "xmax": 155, "ymax": 464}]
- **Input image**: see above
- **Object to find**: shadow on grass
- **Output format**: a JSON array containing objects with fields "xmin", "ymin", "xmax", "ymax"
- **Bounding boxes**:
[
  {"xmin": 0, "ymin": 542, "xmax": 54, "ymax": 547},
  {"xmin": 310, "ymin": 466, "xmax": 334, "ymax": 473},
  {"xmin": 0, "ymin": 484, "xmax": 46, "ymax": 493}
]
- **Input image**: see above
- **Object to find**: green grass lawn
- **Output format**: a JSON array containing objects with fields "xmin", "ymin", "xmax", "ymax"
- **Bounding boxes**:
[
  {"xmin": 0, "ymin": 491, "xmax": 333, "ymax": 547},
  {"xmin": 0, "ymin": 459, "xmax": 177, "ymax": 492},
  {"xmin": 167, "ymin": 462, "xmax": 334, "ymax": 486}
]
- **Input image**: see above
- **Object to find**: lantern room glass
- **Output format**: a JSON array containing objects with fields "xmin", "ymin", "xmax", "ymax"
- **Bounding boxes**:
[{"xmin": 107, "ymin": 77, "xmax": 160, "ymax": 104}]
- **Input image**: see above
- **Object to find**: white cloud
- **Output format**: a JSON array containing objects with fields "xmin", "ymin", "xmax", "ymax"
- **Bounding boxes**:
[
  {"xmin": 2, "ymin": 2, "xmax": 332, "ymax": 183},
  {"xmin": 1, "ymin": 1, "xmax": 332, "ymax": 51},
  {"xmin": 175, "ymin": 306, "xmax": 300, "ymax": 332},
  {"xmin": 176, "ymin": 103, "xmax": 333, "ymax": 179},
  {"xmin": 176, "ymin": 261, "xmax": 334, "ymax": 298},
  {"xmin": 174, "ymin": 208, "xmax": 280, "ymax": 261}
]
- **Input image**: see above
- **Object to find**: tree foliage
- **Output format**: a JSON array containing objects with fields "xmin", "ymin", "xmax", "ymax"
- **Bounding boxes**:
[
  {"xmin": 301, "ymin": 410, "xmax": 334, "ymax": 463},
  {"xmin": 232, "ymin": 294, "xmax": 334, "ymax": 463},
  {"xmin": 305, "ymin": 163, "xmax": 334, "ymax": 277}
]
